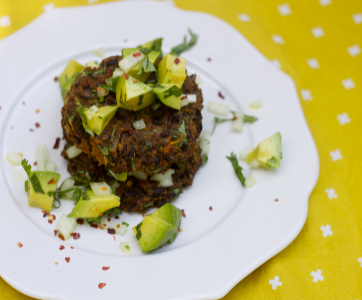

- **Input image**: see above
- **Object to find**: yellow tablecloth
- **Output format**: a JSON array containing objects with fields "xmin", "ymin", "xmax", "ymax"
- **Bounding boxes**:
[{"xmin": 1, "ymin": 0, "xmax": 361, "ymax": 299}]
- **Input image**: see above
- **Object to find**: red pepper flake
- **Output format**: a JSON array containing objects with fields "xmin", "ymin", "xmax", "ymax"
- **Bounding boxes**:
[
  {"xmin": 209, "ymin": 206, "xmax": 213, "ymax": 211},
  {"xmin": 17, "ymin": 242, "xmax": 23, "ymax": 248},
  {"xmin": 65, "ymin": 257, "xmax": 70, "ymax": 263},
  {"xmin": 106, "ymin": 67, "xmax": 112, "ymax": 75},
  {"xmin": 207, "ymin": 57, "xmax": 212, "ymax": 62},
  {"xmin": 58, "ymin": 235, "xmax": 65, "ymax": 241},
  {"xmin": 275, "ymin": 199, "xmax": 279, "ymax": 202},
  {"xmin": 102, "ymin": 267, "xmax": 110, "ymax": 271},
  {"xmin": 70, "ymin": 247, "xmax": 74, "ymax": 249},
  {"xmin": 174, "ymin": 58, "xmax": 181, "ymax": 64},
  {"xmin": 54, "ymin": 230, "xmax": 59, "ymax": 236},
  {"xmin": 116, "ymin": 224, "xmax": 121, "ymax": 228},
  {"xmin": 107, "ymin": 218, "xmax": 111, "ymax": 222},
  {"xmin": 115, "ymin": 216, "xmax": 119, "ymax": 219},
  {"xmin": 113, "ymin": 236, "xmax": 116, "ymax": 242},
  {"xmin": 73, "ymin": 233, "xmax": 81, "ymax": 240},
  {"xmin": 22, "ymin": 102, "xmax": 26, "ymax": 105},
  {"xmin": 90, "ymin": 224, "xmax": 98, "ymax": 229},
  {"xmin": 0, "ymin": 106, "xmax": 1, "ymax": 110},
  {"xmin": 178, "ymin": 228, "xmax": 183, "ymax": 232},
  {"xmin": 76, "ymin": 219, "xmax": 84, "ymax": 225},
  {"xmin": 48, "ymin": 178, "xmax": 56, "ymax": 185},
  {"xmin": 103, "ymin": 224, "xmax": 107, "ymax": 227},
  {"xmin": 60, "ymin": 245, "xmax": 65, "ymax": 250},
  {"xmin": 35, "ymin": 109, "xmax": 40, "ymax": 113},
  {"xmin": 107, "ymin": 228, "xmax": 116, "ymax": 235},
  {"xmin": 133, "ymin": 52, "xmax": 142, "ymax": 57},
  {"xmin": 30, "ymin": 129, "xmax": 35, "ymax": 132},
  {"xmin": 98, "ymin": 283, "xmax": 106, "ymax": 289},
  {"xmin": 84, "ymin": 66, "xmax": 91, "ymax": 71},
  {"xmin": 48, "ymin": 220, "xmax": 53, "ymax": 224},
  {"xmin": 11, "ymin": 126, "xmax": 13, "ymax": 129},
  {"xmin": 218, "ymin": 92, "xmax": 225, "ymax": 99},
  {"xmin": 43, "ymin": 213, "xmax": 47, "ymax": 218},
  {"xmin": 53, "ymin": 215, "xmax": 56, "ymax": 221},
  {"xmin": 53, "ymin": 137, "xmax": 61, "ymax": 149},
  {"xmin": 232, "ymin": 116, "xmax": 237, "ymax": 121},
  {"xmin": 181, "ymin": 95, "xmax": 187, "ymax": 100},
  {"xmin": 35, "ymin": 123, "xmax": 40, "ymax": 128},
  {"xmin": 181, "ymin": 209, "xmax": 186, "ymax": 218},
  {"xmin": 34, "ymin": 162, "xmax": 37, "ymax": 166},
  {"xmin": 42, "ymin": 210, "xmax": 50, "ymax": 215},
  {"xmin": 133, "ymin": 80, "xmax": 138, "ymax": 83},
  {"xmin": 99, "ymin": 225, "xmax": 104, "ymax": 230},
  {"xmin": 54, "ymin": 77, "xmax": 58, "ymax": 82},
  {"xmin": 124, "ymin": 73, "xmax": 129, "ymax": 80},
  {"xmin": 108, "ymin": 214, "xmax": 112, "ymax": 217}
]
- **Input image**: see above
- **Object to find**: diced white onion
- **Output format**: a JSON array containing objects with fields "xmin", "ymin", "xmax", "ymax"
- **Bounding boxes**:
[
  {"xmin": 187, "ymin": 94, "xmax": 197, "ymax": 103},
  {"xmin": 150, "ymin": 169, "xmax": 175, "ymax": 187},
  {"xmin": 180, "ymin": 98, "xmax": 189, "ymax": 107},
  {"xmin": 195, "ymin": 74, "xmax": 202, "ymax": 86},
  {"xmin": 97, "ymin": 87, "xmax": 109, "ymax": 97},
  {"xmin": 207, "ymin": 102, "xmax": 230, "ymax": 117},
  {"xmin": 66, "ymin": 145, "xmax": 83, "ymax": 159},
  {"xmin": 85, "ymin": 105, "xmax": 99, "ymax": 120},
  {"xmin": 152, "ymin": 102, "xmax": 161, "ymax": 111},
  {"xmin": 36, "ymin": 143, "xmax": 49, "ymax": 171},
  {"xmin": 119, "ymin": 51, "xmax": 145, "ymax": 73},
  {"xmin": 60, "ymin": 178, "xmax": 75, "ymax": 199},
  {"xmin": 199, "ymin": 130, "xmax": 211, "ymax": 155},
  {"xmin": 92, "ymin": 48, "xmax": 104, "ymax": 58},
  {"xmin": 239, "ymin": 146, "xmax": 254, "ymax": 161},
  {"xmin": 56, "ymin": 214, "xmax": 77, "ymax": 240},
  {"xmin": 249, "ymin": 160, "xmax": 261, "ymax": 168},
  {"xmin": 133, "ymin": 119, "xmax": 146, "ymax": 130},
  {"xmin": 249, "ymin": 100, "xmax": 262, "ymax": 109},
  {"xmin": 115, "ymin": 224, "xmax": 127, "ymax": 236},
  {"xmin": 86, "ymin": 61, "xmax": 99, "ymax": 68},
  {"xmin": 120, "ymin": 242, "xmax": 131, "ymax": 255},
  {"xmin": 245, "ymin": 176, "xmax": 255, "ymax": 188},
  {"xmin": 112, "ymin": 68, "xmax": 124, "ymax": 78},
  {"xmin": 130, "ymin": 171, "xmax": 148, "ymax": 180},
  {"xmin": 90, "ymin": 182, "xmax": 112, "ymax": 197},
  {"xmin": 231, "ymin": 112, "xmax": 244, "ymax": 133},
  {"xmin": 37, "ymin": 161, "xmax": 46, "ymax": 171},
  {"xmin": 45, "ymin": 160, "xmax": 57, "ymax": 172},
  {"xmin": 6, "ymin": 151, "xmax": 22, "ymax": 166}
]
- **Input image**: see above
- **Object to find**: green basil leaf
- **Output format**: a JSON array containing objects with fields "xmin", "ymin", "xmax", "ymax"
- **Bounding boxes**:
[
  {"xmin": 24, "ymin": 180, "xmax": 29, "ymax": 192},
  {"xmin": 30, "ymin": 174, "xmax": 45, "ymax": 194},
  {"xmin": 226, "ymin": 152, "xmax": 245, "ymax": 187},
  {"xmin": 170, "ymin": 29, "xmax": 198, "ymax": 56},
  {"xmin": 163, "ymin": 85, "xmax": 183, "ymax": 98},
  {"xmin": 122, "ymin": 221, "xmax": 129, "ymax": 227},
  {"xmin": 136, "ymin": 56, "xmax": 156, "ymax": 75}
]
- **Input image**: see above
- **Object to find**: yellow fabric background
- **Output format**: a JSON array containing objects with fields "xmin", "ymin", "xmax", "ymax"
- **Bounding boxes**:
[{"xmin": 0, "ymin": 0, "xmax": 361, "ymax": 299}]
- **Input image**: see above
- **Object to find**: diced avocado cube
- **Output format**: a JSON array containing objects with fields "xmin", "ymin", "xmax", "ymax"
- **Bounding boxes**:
[
  {"xmin": 132, "ymin": 203, "xmax": 182, "ymax": 252},
  {"xmin": 122, "ymin": 48, "xmax": 139, "ymax": 58},
  {"xmin": 247, "ymin": 132, "xmax": 282, "ymax": 169},
  {"xmin": 108, "ymin": 170, "xmax": 127, "ymax": 182},
  {"xmin": 59, "ymin": 60, "xmax": 84, "ymax": 102},
  {"xmin": 151, "ymin": 84, "xmax": 182, "ymax": 110},
  {"xmin": 158, "ymin": 54, "xmax": 186, "ymax": 88},
  {"xmin": 83, "ymin": 105, "xmax": 118, "ymax": 136},
  {"xmin": 116, "ymin": 74, "xmax": 155, "ymax": 111},
  {"xmin": 28, "ymin": 171, "xmax": 60, "ymax": 212},
  {"xmin": 68, "ymin": 190, "xmax": 120, "ymax": 219}
]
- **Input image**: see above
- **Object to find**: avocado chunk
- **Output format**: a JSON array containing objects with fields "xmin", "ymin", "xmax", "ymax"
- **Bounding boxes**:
[
  {"xmin": 83, "ymin": 105, "xmax": 118, "ymax": 135},
  {"xmin": 247, "ymin": 132, "xmax": 282, "ymax": 169},
  {"xmin": 116, "ymin": 74, "xmax": 155, "ymax": 111},
  {"xmin": 132, "ymin": 203, "xmax": 182, "ymax": 252},
  {"xmin": 151, "ymin": 84, "xmax": 182, "ymax": 110},
  {"xmin": 59, "ymin": 60, "xmax": 84, "ymax": 102},
  {"xmin": 27, "ymin": 171, "xmax": 60, "ymax": 212},
  {"xmin": 68, "ymin": 190, "xmax": 120, "ymax": 218},
  {"xmin": 158, "ymin": 54, "xmax": 186, "ymax": 88}
]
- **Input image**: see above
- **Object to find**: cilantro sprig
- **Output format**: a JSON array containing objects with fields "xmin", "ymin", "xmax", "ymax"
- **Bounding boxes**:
[
  {"xmin": 135, "ymin": 222, "xmax": 142, "ymax": 240},
  {"xmin": 137, "ymin": 56, "xmax": 156, "ymax": 75},
  {"xmin": 163, "ymin": 85, "xmax": 183, "ymax": 98},
  {"xmin": 170, "ymin": 29, "xmax": 198, "ymax": 56},
  {"xmin": 76, "ymin": 107, "xmax": 94, "ymax": 136},
  {"xmin": 226, "ymin": 152, "xmax": 246, "ymax": 187}
]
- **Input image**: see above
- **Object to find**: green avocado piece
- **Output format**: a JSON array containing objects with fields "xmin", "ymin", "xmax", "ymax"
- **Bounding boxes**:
[
  {"xmin": 83, "ymin": 105, "xmax": 118, "ymax": 136},
  {"xmin": 132, "ymin": 203, "xmax": 182, "ymax": 252},
  {"xmin": 150, "ymin": 84, "xmax": 182, "ymax": 110},
  {"xmin": 59, "ymin": 60, "xmax": 84, "ymax": 102},
  {"xmin": 158, "ymin": 54, "xmax": 186, "ymax": 88},
  {"xmin": 116, "ymin": 74, "xmax": 155, "ymax": 111},
  {"xmin": 247, "ymin": 132, "xmax": 282, "ymax": 169},
  {"xmin": 68, "ymin": 190, "xmax": 120, "ymax": 218},
  {"xmin": 138, "ymin": 38, "xmax": 163, "ymax": 53},
  {"xmin": 28, "ymin": 171, "xmax": 60, "ymax": 212}
]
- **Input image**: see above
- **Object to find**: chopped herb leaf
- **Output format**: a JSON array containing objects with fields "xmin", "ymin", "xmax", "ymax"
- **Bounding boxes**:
[
  {"xmin": 93, "ymin": 66, "xmax": 106, "ymax": 76},
  {"xmin": 212, "ymin": 117, "xmax": 233, "ymax": 134},
  {"xmin": 144, "ymin": 202, "xmax": 153, "ymax": 208},
  {"xmin": 71, "ymin": 175, "xmax": 91, "ymax": 186},
  {"xmin": 163, "ymin": 85, "xmax": 183, "ymax": 98},
  {"xmin": 176, "ymin": 161, "xmax": 184, "ymax": 168},
  {"xmin": 144, "ymin": 140, "xmax": 152, "ymax": 149},
  {"xmin": 226, "ymin": 152, "xmax": 245, "ymax": 187},
  {"xmin": 98, "ymin": 144, "xmax": 109, "ymax": 156},
  {"xmin": 122, "ymin": 221, "xmax": 129, "ymax": 227},
  {"xmin": 137, "ymin": 56, "xmax": 156, "ymax": 75},
  {"xmin": 243, "ymin": 115, "xmax": 258, "ymax": 123},
  {"xmin": 135, "ymin": 222, "xmax": 142, "ymax": 240},
  {"xmin": 52, "ymin": 198, "xmax": 61, "ymax": 209},
  {"xmin": 112, "ymin": 207, "xmax": 122, "ymax": 215},
  {"xmin": 202, "ymin": 154, "xmax": 208, "ymax": 165},
  {"xmin": 178, "ymin": 121, "xmax": 188, "ymax": 145},
  {"xmin": 71, "ymin": 188, "xmax": 82, "ymax": 203},
  {"xmin": 82, "ymin": 191, "xmax": 90, "ymax": 200},
  {"xmin": 110, "ymin": 127, "xmax": 117, "ymax": 143},
  {"xmin": 76, "ymin": 107, "xmax": 94, "ymax": 136},
  {"xmin": 67, "ymin": 114, "xmax": 75, "ymax": 126},
  {"xmin": 125, "ymin": 245, "xmax": 130, "ymax": 250},
  {"xmin": 99, "ymin": 96, "xmax": 104, "ymax": 103},
  {"xmin": 138, "ymin": 48, "xmax": 152, "ymax": 56},
  {"xmin": 21, "ymin": 159, "xmax": 31, "ymax": 178},
  {"xmin": 85, "ymin": 172, "xmax": 92, "ymax": 180},
  {"xmin": 151, "ymin": 38, "xmax": 163, "ymax": 57},
  {"xmin": 87, "ymin": 216, "xmax": 102, "ymax": 224},
  {"xmin": 137, "ymin": 94, "xmax": 144, "ymax": 106},
  {"xmin": 170, "ymin": 29, "xmax": 198, "ymax": 56},
  {"xmin": 150, "ymin": 84, "xmax": 166, "ymax": 89},
  {"xmin": 24, "ymin": 180, "xmax": 29, "ymax": 192},
  {"xmin": 30, "ymin": 174, "xmax": 45, "ymax": 194},
  {"xmin": 173, "ymin": 188, "xmax": 180, "ymax": 195}
]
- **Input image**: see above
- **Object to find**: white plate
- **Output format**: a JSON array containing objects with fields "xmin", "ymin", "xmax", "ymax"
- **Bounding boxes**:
[{"xmin": 0, "ymin": 1, "xmax": 319, "ymax": 299}]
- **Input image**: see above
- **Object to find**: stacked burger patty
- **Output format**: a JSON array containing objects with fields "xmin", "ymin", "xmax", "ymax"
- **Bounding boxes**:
[{"xmin": 61, "ymin": 56, "xmax": 204, "ymax": 212}]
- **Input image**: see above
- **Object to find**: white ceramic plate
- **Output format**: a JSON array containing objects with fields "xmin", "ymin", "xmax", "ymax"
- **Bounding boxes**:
[{"xmin": 0, "ymin": 1, "xmax": 319, "ymax": 299}]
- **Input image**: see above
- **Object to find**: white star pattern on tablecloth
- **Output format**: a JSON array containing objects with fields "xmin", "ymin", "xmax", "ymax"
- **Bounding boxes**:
[
  {"xmin": 348, "ymin": 45, "xmax": 361, "ymax": 57},
  {"xmin": 311, "ymin": 270, "xmax": 324, "ymax": 282},
  {"xmin": 269, "ymin": 276, "xmax": 282, "ymax": 290},
  {"xmin": 342, "ymin": 78, "xmax": 355, "ymax": 89},
  {"xmin": 272, "ymin": 35, "xmax": 284, "ymax": 44},
  {"xmin": 352, "ymin": 13, "xmax": 362, "ymax": 24},
  {"xmin": 321, "ymin": 225, "xmax": 333, "ymax": 237},
  {"xmin": 270, "ymin": 59, "xmax": 281, "ymax": 69},
  {"xmin": 319, "ymin": 0, "xmax": 331, "ymax": 6},
  {"xmin": 326, "ymin": 188, "xmax": 337, "ymax": 199},
  {"xmin": 0, "ymin": 15, "xmax": 11, "ymax": 27},
  {"xmin": 43, "ymin": 3, "xmax": 54, "ymax": 11},
  {"xmin": 311, "ymin": 27, "xmax": 325, "ymax": 38},
  {"xmin": 307, "ymin": 58, "xmax": 320, "ymax": 69},
  {"xmin": 337, "ymin": 113, "xmax": 350, "ymax": 125},
  {"xmin": 238, "ymin": 14, "xmax": 251, "ymax": 22},
  {"xmin": 330, "ymin": 150, "xmax": 342, "ymax": 161},
  {"xmin": 278, "ymin": 4, "xmax": 291, "ymax": 16},
  {"xmin": 358, "ymin": 257, "xmax": 362, "ymax": 267},
  {"xmin": 301, "ymin": 89, "xmax": 313, "ymax": 100}
]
